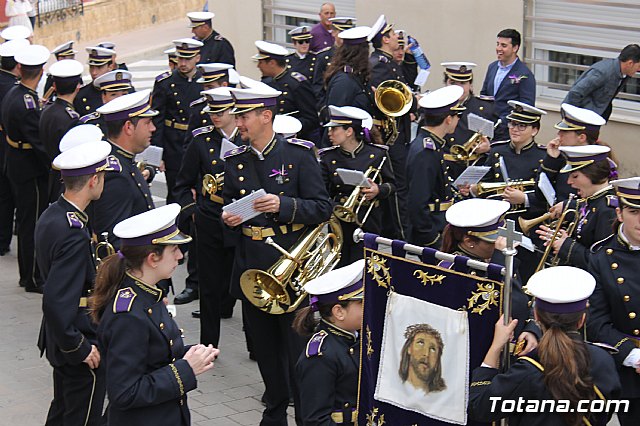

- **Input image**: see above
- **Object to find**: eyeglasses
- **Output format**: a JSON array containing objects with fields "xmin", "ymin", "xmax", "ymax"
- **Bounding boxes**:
[
  {"xmin": 507, "ymin": 121, "xmax": 530, "ymax": 131},
  {"xmin": 295, "ymin": 39, "xmax": 310, "ymax": 44}
]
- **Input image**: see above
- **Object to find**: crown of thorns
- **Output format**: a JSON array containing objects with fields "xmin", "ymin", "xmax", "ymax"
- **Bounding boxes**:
[{"xmin": 404, "ymin": 323, "xmax": 444, "ymax": 344}]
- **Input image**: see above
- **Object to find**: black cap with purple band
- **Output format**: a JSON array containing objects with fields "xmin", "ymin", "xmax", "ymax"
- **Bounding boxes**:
[
  {"xmin": 96, "ymin": 89, "xmax": 159, "ymax": 122},
  {"xmin": 525, "ymin": 266, "xmax": 595, "ymax": 314},
  {"xmin": 612, "ymin": 177, "xmax": 640, "ymax": 209},
  {"xmin": 52, "ymin": 139, "xmax": 121, "ymax": 177},
  {"xmin": 304, "ymin": 259, "xmax": 365, "ymax": 312},
  {"xmin": 114, "ymin": 204, "xmax": 192, "ymax": 247}
]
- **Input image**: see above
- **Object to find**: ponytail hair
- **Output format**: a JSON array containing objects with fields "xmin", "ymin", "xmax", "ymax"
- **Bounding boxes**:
[
  {"xmin": 292, "ymin": 300, "xmax": 351, "ymax": 337},
  {"xmin": 440, "ymin": 224, "xmax": 481, "ymax": 254},
  {"xmin": 536, "ymin": 308, "xmax": 595, "ymax": 426},
  {"xmin": 89, "ymin": 244, "xmax": 165, "ymax": 323}
]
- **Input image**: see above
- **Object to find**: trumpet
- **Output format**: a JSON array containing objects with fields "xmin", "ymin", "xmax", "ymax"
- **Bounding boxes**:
[
  {"xmin": 449, "ymin": 119, "xmax": 501, "ymax": 163},
  {"xmin": 535, "ymin": 195, "xmax": 578, "ymax": 272},
  {"xmin": 333, "ymin": 157, "xmax": 386, "ymax": 227},
  {"xmin": 240, "ymin": 216, "xmax": 343, "ymax": 314},
  {"xmin": 374, "ymin": 80, "xmax": 413, "ymax": 145},
  {"xmin": 475, "ymin": 179, "xmax": 536, "ymax": 198},
  {"xmin": 202, "ymin": 172, "xmax": 224, "ymax": 196},
  {"xmin": 95, "ymin": 232, "xmax": 115, "ymax": 265},
  {"xmin": 518, "ymin": 212, "xmax": 554, "ymax": 236}
]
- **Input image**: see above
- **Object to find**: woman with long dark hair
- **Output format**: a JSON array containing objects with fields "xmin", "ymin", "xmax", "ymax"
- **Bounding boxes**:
[
  {"xmin": 90, "ymin": 204, "xmax": 219, "ymax": 425},
  {"xmin": 469, "ymin": 266, "xmax": 621, "ymax": 425},
  {"xmin": 319, "ymin": 105, "xmax": 394, "ymax": 265},
  {"xmin": 294, "ymin": 259, "xmax": 364, "ymax": 426},
  {"xmin": 536, "ymin": 145, "xmax": 618, "ymax": 270}
]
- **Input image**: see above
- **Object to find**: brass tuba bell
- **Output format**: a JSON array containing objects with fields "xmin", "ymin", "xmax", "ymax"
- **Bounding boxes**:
[
  {"xmin": 239, "ymin": 216, "xmax": 343, "ymax": 314},
  {"xmin": 202, "ymin": 172, "xmax": 224, "ymax": 196},
  {"xmin": 333, "ymin": 157, "xmax": 386, "ymax": 226},
  {"xmin": 95, "ymin": 232, "xmax": 115, "ymax": 265},
  {"xmin": 374, "ymin": 80, "xmax": 413, "ymax": 145}
]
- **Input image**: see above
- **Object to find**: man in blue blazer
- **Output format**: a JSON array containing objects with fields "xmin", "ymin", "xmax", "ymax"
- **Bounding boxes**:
[{"xmin": 481, "ymin": 29, "xmax": 536, "ymax": 141}]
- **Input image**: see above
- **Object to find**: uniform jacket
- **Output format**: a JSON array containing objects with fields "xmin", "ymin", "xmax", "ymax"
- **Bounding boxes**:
[
  {"xmin": 40, "ymin": 98, "xmax": 80, "ymax": 161},
  {"xmin": 36, "ymin": 197, "xmax": 97, "ymax": 367},
  {"xmin": 287, "ymin": 52, "xmax": 317, "ymax": 81},
  {"xmin": 556, "ymin": 187, "xmax": 617, "ymax": 269},
  {"xmin": 480, "ymin": 58, "xmax": 536, "ymax": 137},
  {"xmin": 79, "ymin": 111, "xmax": 107, "ymax": 133},
  {"xmin": 535, "ymin": 153, "xmax": 575, "ymax": 206},
  {"xmin": 325, "ymin": 68, "xmax": 375, "ymax": 117},
  {"xmin": 296, "ymin": 320, "xmax": 360, "ymax": 426},
  {"xmin": 222, "ymin": 135, "xmax": 332, "ymax": 299},
  {"xmin": 0, "ymin": 69, "xmax": 18, "ymax": 171},
  {"xmin": 151, "ymin": 70, "xmax": 203, "ymax": 170},
  {"xmin": 88, "ymin": 142, "xmax": 154, "ymax": 249},
  {"xmin": 406, "ymin": 128, "xmax": 453, "ymax": 247},
  {"xmin": 198, "ymin": 30, "xmax": 235, "ymax": 66},
  {"xmin": 588, "ymin": 228, "xmax": 640, "ymax": 398},
  {"xmin": 469, "ymin": 346, "xmax": 620, "ymax": 425},
  {"xmin": 99, "ymin": 274, "xmax": 196, "ymax": 425},
  {"xmin": 1, "ymin": 83, "xmax": 48, "ymax": 183},
  {"xmin": 183, "ymin": 96, "xmax": 212, "ymax": 146},
  {"xmin": 73, "ymin": 83, "xmax": 102, "ymax": 116},
  {"xmin": 312, "ymin": 46, "xmax": 334, "ymax": 108},
  {"xmin": 318, "ymin": 142, "xmax": 395, "ymax": 235},
  {"xmin": 564, "ymin": 58, "xmax": 626, "ymax": 120}
]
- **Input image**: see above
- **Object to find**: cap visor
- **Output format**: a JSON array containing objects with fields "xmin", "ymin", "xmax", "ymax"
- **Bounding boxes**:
[{"xmin": 154, "ymin": 230, "xmax": 193, "ymax": 245}]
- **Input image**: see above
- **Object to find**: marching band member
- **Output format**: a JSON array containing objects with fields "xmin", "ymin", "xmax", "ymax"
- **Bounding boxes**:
[
  {"xmin": 91, "ymin": 204, "xmax": 219, "ymax": 425},
  {"xmin": 294, "ymin": 259, "xmax": 364, "ymax": 426},
  {"xmin": 173, "ymin": 87, "xmax": 240, "ymax": 347},
  {"xmin": 470, "ymin": 266, "xmax": 620, "ymax": 425},
  {"xmin": 319, "ymin": 105, "xmax": 395, "ymax": 265},
  {"xmin": 588, "ymin": 177, "xmax": 640, "ymax": 425},
  {"xmin": 536, "ymin": 145, "xmax": 618, "ymax": 270},
  {"xmin": 221, "ymin": 87, "xmax": 332, "ymax": 425},
  {"xmin": 36, "ymin": 136, "xmax": 119, "ymax": 425},
  {"xmin": 78, "ymin": 69, "xmax": 135, "ymax": 133},
  {"xmin": 441, "ymin": 198, "xmax": 539, "ymax": 348},
  {"xmin": 406, "ymin": 85, "xmax": 463, "ymax": 248},
  {"xmin": 286, "ymin": 26, "xmax": 316, "ymax": 81}
]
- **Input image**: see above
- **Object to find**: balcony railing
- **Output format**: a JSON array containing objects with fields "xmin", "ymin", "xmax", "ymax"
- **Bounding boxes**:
[{"xmin": 36, "ymin": 0, "xmax": 84, "ymax": 27}]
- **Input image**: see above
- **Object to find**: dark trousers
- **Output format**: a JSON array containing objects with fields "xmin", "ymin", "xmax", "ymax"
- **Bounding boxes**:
[
  {"xmin": 617, "ymin": 398, "xmax": 640, "ymax": 426},
  {"xmin": 381, "ymin": 141, "xmax": 409, "ymax": 240},
  {"xmin": 336, "ymin": 221, "xmax": 364, "ymax": 267},
  {"xmin": 0, "ymin": 165, "xmax": 14, "ymax": 251},
  {"xmin": 195, "ymin": 210, "xmax": 235, "ymax": 347},
  {"xmin": 180, "ymin": 215, "xmax": 199, "ymax": 292},
  {"xmin": 12, "ymin": 175, "xmax": 47, "ymax": 289},
  {"xmin": 46, "ymin": 364, "xmax": 106, "ymax": 426},
  {"xmin": 165, "ymin": 168, "xmax": 178, "ymax": 204},
  {"xmin": 243, "ymin": 301, "xmax": 305, "ymax": 426}
]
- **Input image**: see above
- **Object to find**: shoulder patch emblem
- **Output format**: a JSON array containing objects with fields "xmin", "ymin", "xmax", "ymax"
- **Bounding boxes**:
[
  {"xmin": 378, "ymin": 55, "xmax": 389, "ymax": 64},
  {"xmin": 214, "ymin": 35, "xmax": 224, "ymax": 41},
  {"xmin": 306, "ymin": 330, "xmax": 328, "ymax": 358},
  {"xmin": 190, "ymin": 96, "xmax": 206, "ymax": 108},
  {"xmin": 423, "ymin": 137, "xmax": 436, "ymax": 151},
  {"xmin": 192, "ymin": 125, "xmax": 215, "ymax": 138},
  {"xmin": 223, "ymin": 144, "xmax": 249, "ymax": 159},
  {"xmin": 290, "ymin": 71, "xmax": 307, "ymax": 82},
  {"xmin": 606, "ymin": 195, "xmax": 619, "ymax": 208},
  {"xmin": 23, "ymin": 94, "xmax": 37, "ymax": 110},
  {"xmin": 113, "ymin": 287, "xmax": 137, "ymax": 313},
  {"xmin": 287, "ymin": 138, "xmax": 314, "ymax": 149},
  {"xmin": 317, "ymin": 145, "xmax": 339, "ymax": 156},
  {"xmin": 79, "ymin": 112, "xmax": 100, "ymax": 123},
  {"xmin": 66, "ymin": 212, "xmax": 84, "ymax": 229},
  {"xmin": 106, "ymin": 155, "xmax": 122, "ymax": 173},
  {"xmin": 155, "ymin": 71, "xmax": 171, "ymax": 82},
  {"xmin": 65, "ymin": 107, "xmax": 80, "ymax": 119}
]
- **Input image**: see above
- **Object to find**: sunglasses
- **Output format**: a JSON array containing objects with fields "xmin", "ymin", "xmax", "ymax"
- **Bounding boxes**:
[{"xmin": 294, "ymin": 39, "xmax": 311, "ymax": 44}]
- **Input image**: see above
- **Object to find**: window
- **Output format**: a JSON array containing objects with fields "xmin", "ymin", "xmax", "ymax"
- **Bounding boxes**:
[{"xmin": 523, "ymin": 0, "xmax": 640, "ymax": 114}]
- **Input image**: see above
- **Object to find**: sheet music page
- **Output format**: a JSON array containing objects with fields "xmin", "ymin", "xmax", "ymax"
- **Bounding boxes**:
[
  {"xmin": 452, "ymin": 166, "xmax": 490, "ymax": 187},
  {"xmin": 336, "ymin": 168, "xmax": 371, "ymax": 188},
  {"xmin": 499, "ymin": 156, "xmax": 510, "ymax": 182},
  {"xmin": 467, "ymin": 113, "xmax": 494, "ymax": 139},
  {"xmin": 538, "ymin": 172, "xmax": 557, "ymax": 207},
  {"xmin": 134, "ymin": 145, "xmax": 163, "ymax": 167},
  {"xmin": 221, "ymin": 189, "xmax": 267, "ymax": 223},
  {"xmin": 414, "ymin": 69, "xmax": 430, "ymax": 87}
]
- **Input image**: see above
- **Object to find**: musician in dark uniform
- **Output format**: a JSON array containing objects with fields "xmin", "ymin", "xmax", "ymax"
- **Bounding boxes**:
[
  {"xmin": 39, "ymin": 59, "xmax": 82, "ymax": 203},
  {"xmin": 43, "ymin": 41, "xmax": 77, "ymax": 104},
  {"xmin": 96, "ymin": 41, "xmax": 129, "ymax": 71},
  {"xmin": 78, "ymin": 69, "xmax": 134, "ymax": 133},
  {"xmin": 286, "ymin": 26, "xmax": 316, "ymax": 81},
  {"xmin": 312, "ymin": 17, "xmax": 357, "ymax": 107},
  {"xmin": 173, "ymin": 88, "xmax": 240, "ymax": 346},
  {"xmin": 164, "ymin": 47, "xmax": 178, "ymax": 72},
  {"xmin": 90, "ymin": 90, "xmax": 157, "ymax": 249},
  {"xmin": 188, "ymin": 11, "xmax": 235, "ymax": 66},
  {"xmin": 0, "ymin": 38, "xmax": 26, "ymax": 257},
  {"xmin": 319, "ymin": 105, "xmax": 395, "ymax": 265},
  {"xmin": 36, "ymin": 137, "xmax": 118, "ymax": 425},
  {"xmin": 294, "ymin": 260, "xmax": 364, "ymax": 426},
  {"xmin": 406, "ymin": 85, "xmax": 464, "ymax": 248},
  {"xmin": 74, "ymin": 46, "xmax": 116, "ymax": 115},
  {"xmin": 536, "ymin": 145, "xmax": 618, "ymax": 270},
  {"xmin": 1, "ymin": 44, "xmax": 50, "ymax": 292},
  {"xmin": 254, "ymin": 40, "xmax": 320, "ymax": 144},
  {"xmin": 92, "ymin": 204, "xmax": 219, "ymax": 426},
  {"xmin": 151, "ymin": 38, "xmax": 203, "ymax": 203},
  {"xmin": 222, "ymin": 87, "xmax": 332, "ymax": 425},
  {"xmin": 441, "ymin": 62, "xmax": 494, "ymax": 180},
  {"xmin": 470, "ymin": 267, "xmax": 620, "ymax": 425},
  {"xmin": 588, "ymin": 177, "xmax": 640, "ymax": 426}
]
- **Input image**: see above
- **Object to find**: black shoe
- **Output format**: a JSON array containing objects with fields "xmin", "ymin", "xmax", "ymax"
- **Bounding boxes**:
[
  {"xmin": 25, "ymin": 286, "xmax": 43, "ymax": 294},
  {"xmin": 173, "ymin": 288, "xmax": 198, "ymax": 305},
  {"xmin": 191, "ymin": 310, "xmax": 200, "ymax": 318},
  {"xmin": 220, "ymin": 310, "xmax": 233, "ymax": 319},
  {"xmin": 0, "ymin": 247, "xmax": 9, "ymax": 256}
]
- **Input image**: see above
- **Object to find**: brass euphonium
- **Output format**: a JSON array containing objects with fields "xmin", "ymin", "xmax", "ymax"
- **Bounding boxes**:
[
  {"xmin": 449, "ymin": 119, "xmax": 502, "ymax": 163},
  {"xmin": 333, "ymin": 157, "xmax": 386, "ymax": 226},
  {"xmin": 95, "ymin": 232, "xmax": 115, "ymax": 265},
  {"xmin": 374, "ymin": 80, "xmax": 413, "ymax": 145},
  {"xmin": 475, "ymin": 179, "xmax": 536, "ymax": 198},
  {"xmin": 202, "ymin": 172, "xmax": 224, "ymax": 196},
  {"xmin": 239, "ymin": 216, "xmax": 343, "ymax": 315},
  {"xmin": 535, "ymin": 195, "xmax": 579, "ymax": 272}
]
